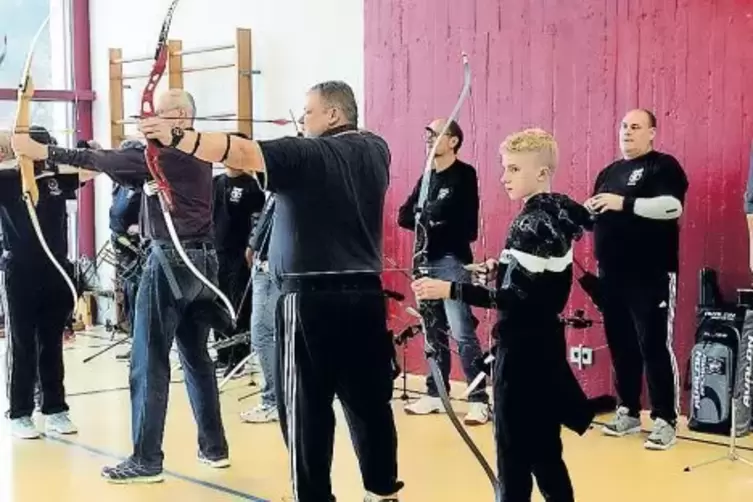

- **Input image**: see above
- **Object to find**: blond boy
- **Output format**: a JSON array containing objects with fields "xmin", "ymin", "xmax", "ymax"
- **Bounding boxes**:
[{"xmin": 412, "ymin": 128, "xmax": 594, "ymax": 501}]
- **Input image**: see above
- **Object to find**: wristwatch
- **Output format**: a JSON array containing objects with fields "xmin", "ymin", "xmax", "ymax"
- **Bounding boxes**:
[{"xmin": 169, "ymin": 126, "xmax": 185, "ymax": 147}]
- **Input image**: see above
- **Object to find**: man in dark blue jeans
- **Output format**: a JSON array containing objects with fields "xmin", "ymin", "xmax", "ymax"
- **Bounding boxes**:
[
  {"xmin": 11, "ymin": 89, "xmax": 230, "ymax": 483},
  {"xmin": 397, "ymin": 118, "xmax": 489, "ymax": 425}
]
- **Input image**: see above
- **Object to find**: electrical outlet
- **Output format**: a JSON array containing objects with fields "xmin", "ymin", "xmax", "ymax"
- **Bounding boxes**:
[
  {"xmin": 569, "ymin": 345, "xmax": 594, "ymax": 369},
  {"xmin": 581, "ymin": 347, "xmax": 593, "ymax": 366}
]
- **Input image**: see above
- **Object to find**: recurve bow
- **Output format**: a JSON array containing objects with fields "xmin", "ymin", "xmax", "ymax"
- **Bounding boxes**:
[
  {"xmin": 140, "ymin": 0, "xmax": 236, "ymax": 322},
  {"xmin": 14, "ymin": 15, "xmax": 78, "ymax": 310},
  {"xmin": 411, "ymin": 53, "xmax": 501, "ymax": 501}
]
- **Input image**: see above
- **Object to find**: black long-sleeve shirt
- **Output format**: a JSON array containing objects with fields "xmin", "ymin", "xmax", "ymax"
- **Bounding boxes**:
[
  {"xmin": 448, "ymin": 192, "xmax": 595, "ymax": 436},
  {"xmin": 450, "ymin": 193, "xmax": 593, "ymax": 336},
  {"xmin": 397, "ymin": 159, "xmax": 479, "ymax": 264},
  {"xmin": 48, "ymin": 143, "xmax": 214, "ymax": 242},
  {"xmin": 591, "ymin": 150, "xmax": 689, "ymax": 276}
]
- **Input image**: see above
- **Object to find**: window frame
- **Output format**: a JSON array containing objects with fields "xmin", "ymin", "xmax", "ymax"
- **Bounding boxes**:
[{"xmin": 0, "ymin": 0, "xmax": 96, "ymax": 259}]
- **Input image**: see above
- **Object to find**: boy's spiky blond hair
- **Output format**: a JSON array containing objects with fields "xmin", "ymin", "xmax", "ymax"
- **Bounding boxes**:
[{"xmin": 500, "ymin": 128, "xmax": 558, "ymax": 173}]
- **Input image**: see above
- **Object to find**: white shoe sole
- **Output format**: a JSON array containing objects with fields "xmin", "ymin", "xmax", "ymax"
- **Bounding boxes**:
[
  {"xmin": 644, "ymin": 437, "xmax": 677, "ymax": 450},
  {"xmin": 240, "ymin": 415, "xmax": 279, "ymax": 423},
  {"xmin": 13, "ymin": 430, "xmax": 41, "ymax": 440},
  {"xmin": 198, "ymin": 456, "xmax": 231, "ymax": 468},
  {"xmin": 104, "ymin": 474, "xmax": 165, "ymax": 484},
  {"xmin": 46, "ymin": 425, "xmax": 78, "ymax": 435},
  {"xmin": 601, "ymin": 424, "xmax": 641, "ymax": 437}
]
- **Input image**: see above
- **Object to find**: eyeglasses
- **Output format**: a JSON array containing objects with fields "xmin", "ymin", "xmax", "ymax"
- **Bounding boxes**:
[{"xmin": 424, "ymin": 128, "xmax": 449, "ymax": 141}]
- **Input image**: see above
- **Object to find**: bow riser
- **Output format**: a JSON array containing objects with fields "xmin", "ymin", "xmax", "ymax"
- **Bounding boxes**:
[
  {"xmin": 139, "ymin": 0, "xmax": 237, "ymax": 324},
  {"xmin": 15, "ymin": 92, "xmax": 39, "ymax": 205}
]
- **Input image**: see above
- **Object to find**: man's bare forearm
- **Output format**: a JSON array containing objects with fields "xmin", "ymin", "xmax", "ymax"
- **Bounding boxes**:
[{"xmin": 173, "ymin": 130, "xmax": 265, "ymax": 173}]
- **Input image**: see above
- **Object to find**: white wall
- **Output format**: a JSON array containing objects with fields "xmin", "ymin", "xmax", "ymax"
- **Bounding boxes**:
[{"xmin": 87, "ymin": 0, "xmax": 365, "ymax": 323}]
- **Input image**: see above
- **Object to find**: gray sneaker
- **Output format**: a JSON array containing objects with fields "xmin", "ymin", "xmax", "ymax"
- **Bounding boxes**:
[
  {"xmin": 601, "ymin": 406, "xmax": 641, "ymax": 437},
  {"xmin": 644, "ymin": 418, "xmax": 677, "ymax": 450},
  {"xmin": 240, "ymin": 403, "xmax": 279, "ymax": 423},
  {"xmin": 11, "ymin": 416, "xmax": 40, "ymax": 439},
  {"xmin": 45, "ymin": 412, "xmax": 78, "ymax": 435}
]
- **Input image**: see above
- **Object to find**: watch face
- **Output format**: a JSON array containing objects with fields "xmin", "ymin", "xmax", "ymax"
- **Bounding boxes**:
[{"xmin": 170, "ymin": 127, "xmax": 184, "ymax": 146}]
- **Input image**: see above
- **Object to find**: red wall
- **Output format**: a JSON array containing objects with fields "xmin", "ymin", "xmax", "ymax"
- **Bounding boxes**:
[{"xmin": 365, "ymin": 0, "xmax": 753, "ymax": 404}]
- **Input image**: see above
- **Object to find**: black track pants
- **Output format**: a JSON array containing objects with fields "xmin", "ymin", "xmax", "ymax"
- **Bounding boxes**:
[
  {"xmin": 274, "ymin": 283, "xmax": 401, "ymax": 502},
  {"xmin": 4, "ymin": 261, "xmax": 74, "ymax": 419},
  {"xmin": 601, "ymin": 271, "xmax": 680, "ymax": 423}
]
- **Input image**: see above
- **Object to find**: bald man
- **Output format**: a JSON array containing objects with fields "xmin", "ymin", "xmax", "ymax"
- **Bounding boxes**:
[
  {"xmin": 397, "ymin": 118, "xmax": 490, "ymax": 424},
  {"xmin": 584, "ymin": 108, "xmax": 688, "ymax": 451},
  {"xmin": 11, "ymin": 89, "xmax": 230, "ymax": 483}
]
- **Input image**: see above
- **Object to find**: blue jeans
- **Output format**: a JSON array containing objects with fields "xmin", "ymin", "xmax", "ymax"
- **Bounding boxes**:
[
  {"xmin": 129, "ymin": 241, "xmax": 228, "ymax": 469},
  {"xmin": 250, "ymin": 261, "xmax": 280, "ymax": 407},
  {"xmin": 424, "ymin": 254, "xmax": 489, "ymax": 403}
]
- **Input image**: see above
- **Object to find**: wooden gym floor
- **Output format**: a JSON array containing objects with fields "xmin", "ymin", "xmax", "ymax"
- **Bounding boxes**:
[{"xmin": 2, "ymin": 328, "xmax": 753, "ymax": 501}]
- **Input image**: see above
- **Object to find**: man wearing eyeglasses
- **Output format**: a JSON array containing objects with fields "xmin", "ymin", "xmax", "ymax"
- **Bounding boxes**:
[{"xmin": 397, "ymin": 118, "xmax": 489, "ymax": 425}]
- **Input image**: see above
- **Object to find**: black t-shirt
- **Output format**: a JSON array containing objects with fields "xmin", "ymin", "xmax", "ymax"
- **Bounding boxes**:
[
  {"xmin": 0, "ymin": 169, "xmax": 79, "ymax": 264},
  {"xmin": 592, "ymin": 150, "xmax": 689, "ymax": 276},
  {"xmin": 397, "ymin": 159, "xmax": 479, "ymax": 263},
  {"xmin": 212, "ymin": 173, "xmax": 265, "ymax": 253},
  {"xmin": 257, "ymin": 125, "xmax": 389, "ymax": 280}
]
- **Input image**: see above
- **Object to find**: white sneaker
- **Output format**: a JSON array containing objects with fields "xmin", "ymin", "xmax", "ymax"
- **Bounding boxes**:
[
  {"xmin": 11, "ymin": 416, "xmax": 40, "ymax": 439},
  {"xmin": 198, "ymin": 451, "xmax": 231, "ymax": 468},
  {"xmin": 45, "ymin": 412, "xmax": 78, "ymax": 435},
  {"xmin": 463, "ymin": 402, "xmax": 490, "ymax": 426},
  {"xmin": 240, "ymin": 404, "xmax": 279, "ymax": 423},
  {"xmin": 644, "ymin": 418, "xmax": 677, "ymax": 450},
  {"xmin": 404, "ymin": 396, "xmax": 443, "ymax": 415}
]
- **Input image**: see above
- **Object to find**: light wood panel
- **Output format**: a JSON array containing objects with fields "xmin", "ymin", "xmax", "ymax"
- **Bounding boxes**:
[{"xmin": 3, "ymin": 330, "xmax": 753, "ymax": 501}]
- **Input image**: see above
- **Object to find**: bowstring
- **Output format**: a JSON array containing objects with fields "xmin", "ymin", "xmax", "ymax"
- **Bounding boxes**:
[{"xmin": 467, "ymin": 72, "xmax": 496, "ymax": 394}]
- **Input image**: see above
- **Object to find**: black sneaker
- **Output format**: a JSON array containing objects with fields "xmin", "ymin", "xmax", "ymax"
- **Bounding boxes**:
[{"xmin": 101, "ymin": 459, "xmax": 164, "ymax": 484}]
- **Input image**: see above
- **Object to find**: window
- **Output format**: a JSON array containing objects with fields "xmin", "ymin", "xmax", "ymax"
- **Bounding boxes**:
[
  {"xmin": 0, "ymin": 101, "xmax": 76, "ymax": 147},
  {"xmin": 0, "ymin": 0, "xmax": 94, "ymax": 260},
  {"xmin": 0, "ymin": 0, "xmax": 74, "ymax": 90}
]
